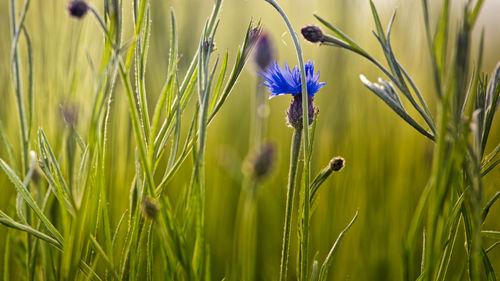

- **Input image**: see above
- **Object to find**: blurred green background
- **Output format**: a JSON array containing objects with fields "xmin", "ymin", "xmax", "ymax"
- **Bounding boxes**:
[{"xmin": 0, "ymin": 0, "xmax": 499, "ymax": 280}]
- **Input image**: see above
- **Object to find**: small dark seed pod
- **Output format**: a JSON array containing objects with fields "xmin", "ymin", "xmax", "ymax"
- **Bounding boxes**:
[
  {"xmin": 301, "ymin": 25, "xmax": 325, "ymax": 43},
  {"xmin": 329, "ymin": 157, "xmax": 345, "ymax": 172},
  {"xmin": 254, "ymin": 32, "xmax": 274, "ymax": 70},
  {"xmin": 141, "ymin": 197, "xmax": 160, "ymax": 219},
  {"xmin": 67, "ymin": 1, "xmax": 89, "ymax": 19}
]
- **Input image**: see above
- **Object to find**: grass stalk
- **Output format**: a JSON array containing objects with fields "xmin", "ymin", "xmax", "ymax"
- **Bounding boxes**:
[
  {"xmin": 253, "ymin": 77, "xmax": 267, "ymax": 148},
  {"xmin": 9, "ymin": 0, "xmax": 30, "ymax": 174},
  {"xmin": 233, "ymin": 178, "xmax": 258, "ymax": 281},
  {"xmin": 278, "ymin": 128, "xmax": 302, "ymax": 281},
  {"xmin": 264, "ymin": 1, "xmax": 312, "ymax": 279}
]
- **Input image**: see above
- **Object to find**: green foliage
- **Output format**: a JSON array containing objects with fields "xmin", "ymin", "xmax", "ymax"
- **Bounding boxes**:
[
  {"xmin": 312, "ymin": 0, "xmax": 500, "ymax": 280},
  {"xmin": 0, "ymin": 0, "xmax": 498, "ymax": 280},
  {"xmin": 1, "ymin": 0, "xmax": 261, "ymax": 280}
]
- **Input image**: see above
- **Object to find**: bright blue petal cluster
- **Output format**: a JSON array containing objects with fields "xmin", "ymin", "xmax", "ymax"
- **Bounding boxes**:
[{"xmin": 259, "ymin": 60, "xmax": 326, "ymax": 98}]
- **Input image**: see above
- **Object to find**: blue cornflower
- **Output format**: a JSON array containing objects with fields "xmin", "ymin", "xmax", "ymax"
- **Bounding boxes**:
[{"xmin": 260, "ymin": 60, "xmax": 326, "ymax": 98}]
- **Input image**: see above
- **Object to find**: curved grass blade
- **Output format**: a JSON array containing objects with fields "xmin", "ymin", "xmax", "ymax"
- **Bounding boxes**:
[
  {"xmin": 0, "ymin": 159, "xmax": 63, "ymax": 244},
  {"xmin": 482, "ymin": 230, "xmax": 500, "ymax": 239},
  {"xmin": 318, "ymin": 210, "xmax": 358, "ymax": 281},
  {"xmin": 360, "ymin": 75, "xmax": 435, "ymax": 140},
  {"xmin": 0, "ymin": 211, "xmax": 62, "ymax": 249},
  {"xmin": 482, "ymin": 192, "xmax": 500, "ymax": 222}
]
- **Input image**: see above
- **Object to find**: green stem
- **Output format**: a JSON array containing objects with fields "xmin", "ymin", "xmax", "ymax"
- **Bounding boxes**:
[
  {"xmin": 9, "ymin": 0, "xmax": 29, "ymax": 174},
  {"xmin": 125, "ymin": 0, "xmax": 147, "ymax": 69},
  {"xmin": 190, "ymin": 32, "xmax": 217, "ymax": 279},
  {"xmin": 90, "ymin": 6, "xmax": 155, "ymax": 197},
  {"xmin": 279, "ymin": 128, "xmax": 302, "ymax": 281},
  {"xmin": 253, "ymin": 77, "xmax": 267, "ymax": 148},
  {"xmin": 264, "ymin": 1, "xmax": 311, "ymax": 279},
  {"xmin": 118, "ymin": 61, "xmax": 156, "ymax": 196},
  {"xmin": 9, "ymin": 1, "xmax": 31, "ymax": 279},
  {"xmin": 234, "ymin": 178, "xmax": 258, "ymax": 281}
]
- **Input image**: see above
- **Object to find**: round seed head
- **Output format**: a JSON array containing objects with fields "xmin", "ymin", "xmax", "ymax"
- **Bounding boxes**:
[
  {"xmin": 67, "ymin": 0, "xmax": 89, "ymax": 19},
  {"xmin": 29, "ymin": 151, "xmax": 42, "ymax": 185},
  {"xmin": 245, "ymin": 143, "xmax": 277, "ymax": 181},
  {"xmin": 203, "ymin": 37, "xmax": 215, "ymax": 53},
  {"xmin": 141, "ymin": 197, "xmax": 160, "ymax": 219},
  {"xmin": 31, "ymin": 165, "xmax": 42, "ymax": 185},
  {"xmin": 301, "ymin": 25, "xmax": 325, "ymax": 43},
  {"xmin": 329, "ymin": 157, "xmax": 345, "ymax": 172},
  {"xmin": 60, "ymin": 102, "xmax": 79, "ymax": 127}
]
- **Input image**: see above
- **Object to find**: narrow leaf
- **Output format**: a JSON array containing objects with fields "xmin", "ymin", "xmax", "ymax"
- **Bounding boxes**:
[
  {"xmin": 0, "ymin": 159, "xmax": 63, "ymax": 244},
  {"xmin": 318, "ymin": 210, "xmax": 358, "ymax": 281}
]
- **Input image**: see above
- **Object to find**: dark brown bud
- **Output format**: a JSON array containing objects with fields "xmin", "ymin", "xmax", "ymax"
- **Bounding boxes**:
[
  {"xmin": 254, "ymin": 31, "xmax": 274, "ymax": 70},
  {"xmin": 60, "ymin": 102, "xmax": 79, "ymax": 127},
  {"xmin": 301, "ymin": 25, "xmax": 325, "ymax": 43},
  {"xmin": 244, "ymin": 143, "xmax": 277, "ymax": 181},
  {"xmin": 203, "ymin": 37, "xmax": 215, "ymax": 54},
  {"xmin": 29, "ymin": 151, "xmax": 42, "ymax": 185},
  {"xmin": 329, "ymin": 157, "xmax": 345, "ymax": 172},
  {"xmin": 141, "ymin": 197, "xmax": 160, "ymax": 219},
  {"xmin": 67, "ymin": 0, "xmax": 89, "ymax": 19},
  {"xmin": 248, "ymin": 27, "xmax": 261, "ymax": 46}
]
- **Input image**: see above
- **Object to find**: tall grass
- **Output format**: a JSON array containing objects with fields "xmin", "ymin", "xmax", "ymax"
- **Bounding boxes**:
[
  {"xmin": 0, "ymin": 0, "xmax": 499, "ymax": 280},
  {"xmin": 2, "ymin": 0, "xmax": 261, "ymax": 279},
  {"xmin": 306, "ymin": 0, "xmax": 500, "ymax": 279}
]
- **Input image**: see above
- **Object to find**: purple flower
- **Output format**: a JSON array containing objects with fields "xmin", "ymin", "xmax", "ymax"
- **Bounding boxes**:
[
  {"xmin": 259, "ymin": 60, "xmax": 326, "ymax": 98},
  {"xmin": 254, "ymin": 32, "xmax": 275, "ymax": 70}
]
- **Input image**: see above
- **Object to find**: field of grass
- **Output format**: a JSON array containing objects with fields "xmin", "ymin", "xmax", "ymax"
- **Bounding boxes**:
[{"xmin": 0, "ymin": 0, "xmax": 499, "ymax": 280}]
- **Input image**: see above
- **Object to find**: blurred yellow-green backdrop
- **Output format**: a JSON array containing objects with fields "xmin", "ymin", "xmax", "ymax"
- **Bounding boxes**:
[{"xmin": 0, "ymin": 0, "xmax": 499, "ymax": 280}]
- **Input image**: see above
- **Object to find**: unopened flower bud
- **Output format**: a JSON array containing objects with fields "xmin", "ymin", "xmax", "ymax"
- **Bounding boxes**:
[
  {"xmin": 301, "ymin": 25, "xmax": 325, "ymax": 43},
  {"xmin": 29, "ymin": 151, "xmax": 42, "ymax": 185},
  {"xmin": 141, "ymin": 197, "xmax": 160, "ymax": 219},
  {"xmin": 37, "ymin": 157, "xmax": 48, "ymax": 169},
  {"xmin": 244, "ymin": 143, "xmax": 277, "ymax": 181},
  {"xmin": 60, "ymin": 102, "xmax": 79, "ymax": 127},
  {"xmin": 248, "ymin": 27, "xmax": 261, "ymax": 46},
  {"xmin": 329, "ymin": 157, "xmax": 345, "ymax": 172},
  {"xmin": 67, "ymin": 0, "xmax": 89, "ymax": 19},
  {"xmin": 286, "ymin": 94, "xmax": 315, "ymax": 129},
  {"xmin": 203, "ymin": 37, "xmax": 215, "ymax": 54},
  {"xmin": 254, "ymin": 32, "xmax": 274, "ymax": 70}
]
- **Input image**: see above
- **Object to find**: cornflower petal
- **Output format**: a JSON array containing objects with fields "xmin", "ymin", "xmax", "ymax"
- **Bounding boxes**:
[{"xmin": 259, "ymin": 60, "xmax": 325, "ymax": 98}]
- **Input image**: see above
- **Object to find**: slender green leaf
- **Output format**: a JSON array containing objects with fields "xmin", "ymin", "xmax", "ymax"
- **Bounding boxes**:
[
  {"xmin": 482, "ymin": 230, "xmax": 500, "ymax": 239},
  {"xmin": 486, "ymin": 241, "xmax": 500, "ymax": 253},
  {"xmin": 369, "ymin": 0, "xmax": 386, "ymax": 45},
  {"xmin": 318, "ymin": 210, "xmax": 358, "ymax": 281},
  {"xmin": 0, "ymin": 211, "xmax": 62, "ymax": 249},
  {"xmin": 433, "ymin": 0, "xmax": 450, "ymax": 76},
  {"xmin": 481, "ymin": 249, "xmax": 497, "ymax": 281},
  {"xmin": 483, "ymin": 192, "xmax": 500, "ymax": 221},
  {"xmin": 360, "ymin": 75, "xmax": 435, "ymax": 140},
  {"xmin": 0, "ymin": 159, "xmax": 63, "ymax": 244},
  {"xmin": 314, "ymin": 14, "xmax": 368, "ymax": 57}
]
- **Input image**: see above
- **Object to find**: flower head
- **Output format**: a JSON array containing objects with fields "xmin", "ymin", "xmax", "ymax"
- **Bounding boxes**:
[
  {"xmin": 286, "ymin": 94, "xmax": 316, "ymax": 129},
  {"xmin": 244, "ymin": 143, "xmax": 277, "ymax": 182},
  {"xmin": 60, "ymin": 101, "xmax": 79, "ymax": 128},
  {"xmin": 141, "ymin": 197, "xmax": 160, "ymax": 219},
  {"xmin": 329, "ymin": 157, "xmax": 345, "ymax": 172},
  {"xmin": 301, "ymin": 25, "xmax": 325, "ymax": 43},
  {"xmin": 254, "ymin": 32, "xmax": 275, "ymax": 70},
  {"xmin": 259, "ymin": 60, "xmax": 325, "ymax": 98},
  {"xmin": 67, "ymin": 0, "xmax": 89, "ymax": 19}
]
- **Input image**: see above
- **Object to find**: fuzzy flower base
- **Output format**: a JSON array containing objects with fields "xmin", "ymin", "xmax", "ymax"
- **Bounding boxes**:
[{"xmin": 259, "ymin": 60, "xmax": 324, "ymax": 129}]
